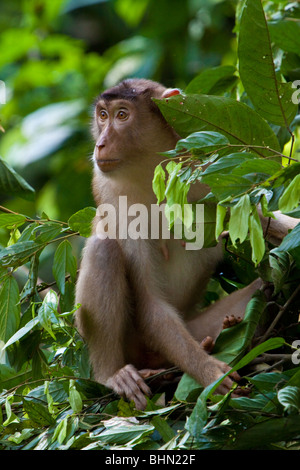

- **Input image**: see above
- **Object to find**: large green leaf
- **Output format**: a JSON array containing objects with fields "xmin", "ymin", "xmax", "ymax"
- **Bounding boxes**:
[
  {"xmin": 238, "ymin": 0, "xmax": 297, "ymax": 127},
  {"xmin": 268, "ymin": 20, "xmax": 300, "ymax": 55},
  {"xmin": 155, "ymin": 94, "xmax": 281, "ymax": 157},
  {"xmin": 212, "ymin": 290, "xmax": 266, "ymax": 364},
  {"xmin": 0, "ymin": 157, "xmax": 35, "ymax": 201},
  {"xmin": 185, "ymin": 65, "xmax": 238, "ymax": 95},
  {"xmin": 226, "ymin": 415, "xmax": 300, "ymax": 450}
]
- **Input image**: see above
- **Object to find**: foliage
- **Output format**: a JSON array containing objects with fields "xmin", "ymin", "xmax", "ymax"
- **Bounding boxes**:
[{"xmin": 0, "ymin": 0, "xmax": 300, "ymax": 451}]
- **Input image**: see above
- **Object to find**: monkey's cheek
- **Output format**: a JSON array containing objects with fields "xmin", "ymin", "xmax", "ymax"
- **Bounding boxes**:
[{"xmin": 96, "ymin": 159, "xmax": 121, "ymax": 172}]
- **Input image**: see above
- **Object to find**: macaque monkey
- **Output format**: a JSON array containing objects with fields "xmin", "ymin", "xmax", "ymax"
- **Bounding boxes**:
[{"xmin": 75, "ymin": 78, "xmax": 298, "ymax": 410}]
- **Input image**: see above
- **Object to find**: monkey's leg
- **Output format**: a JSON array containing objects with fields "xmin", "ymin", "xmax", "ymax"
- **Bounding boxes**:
[
  {"xmin": 75, "ymin": 236, "xmax": 151, "ymax": 409},
  {"xmin": 185, "ymin": 278, "xmax": 263, "ymax": 343},
  {"xmin": 135, "ymin": 287, "xmax": 241, "ymax": 398}
]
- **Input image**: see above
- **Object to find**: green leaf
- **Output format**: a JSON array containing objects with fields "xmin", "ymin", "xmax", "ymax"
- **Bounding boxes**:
[
  {"xmin": 38, "ymin": 290, "xmax": 59, "ymax": 339},
  {"xmin": 277, "ymin": 386, "xmax": 300, "ymax": 414},
  {"xmin": 155, "ymin": 94, "xmax": 281, "ymax": 157},
  {"xmin": 2, "ymin": 317, "xmax": 40, "ymax": 350},
  {"xmin": 248, "ymin": 372, "xmax": 289, "ymax": 394},
  {"xmin": 201, "ymin": 153, "xmax": 256, "ymax": 176},
  {"xmin": 229, "ymin": 194, "xmax": 251, "ymax": 246},
  {"xmin": 271, "ymin": 222, "xmax": 300, "ymax": 268},
  {"xmin": 238, "ymin": 0, "xmax": 297, "ymax": 127},
  {"xmin": 278, "ymin": 174, "xmax": 300, "ymax": 213},
  {"xmin": 260, "ymin": 194, "xmax": 275, "ymax": 219},
  {"xmin": 186, "ymin": 65, "xmax": 238, "ymax": 95},
  {"xmin": 0, "ymin": 276, "xmax": 20, "ymax": 342},
  {"xmin": 0, "ymin": 213, "xmax": 27, "ymax": 229},
  {"xmin": 98, "ymin": 417, "xmax": 154, "ymax": 445},
  {"xmin": 33, "ymin": 222, "xmax": 63, "ymax": 244},
  {"xmin": 152, "ymin": 164, "xmax": 166, "ymax": 204},
  {"xmin": 232, "ymin": 158, "xmax": 282, "ymax": 177},
  {"xmin": 151, "ymin": 416, "xmax": 175, "ymax": 443},
  {"xmin": 269, "ymin": 251, "xmax": 291, "ymax": 294},
  {"xmin": 163, "ymin": 131, "xmax": 230, "ymax": 158},
  {"xmin": 69, "ymin": 379, "xmax": 83, "ymax": 413},
  {"xmin": 226, "ymin": 415, "xmax": 300, "ymax": 450},
  {"xmin": 215, "ymin": 204, "xmax": 227, "ymax": 239},
  {"xmin": 164, "ymin": 161, "xmax": 191, "ymax": 229},
  {"xmin": 8, "ymin": 429, "xmax": 33, "ymax": 444},
  {"xmin": 268, "ymin": 20, "xmax": 300, "ymax": 55},
  {"xmin": 249, "ymin": 205, "xmax": 265, "ymax": 265},
  {"xmin": 0, "ymin": 156, "xmax": 35, "ymax": 201},
  {"xmin": 213, "ymin": 290, "xmax": 266, "ymax": 364},
  {"xmin": 175, "ymin": 374, "xmax": 203, "ymax": 402},
  {"xmin": 201, "ymin": 173, "xmax": 253, "ymax": 201},
  {"xmin": 52, "ymin": 417, "xmax": 68, "ymax": 445},
  {"xmin": 3, "ymin": 395, "xmax": 19, "ymax": 426},
  {"xmin": 20, "ymin": 253, "xmax": 40, "ymax": 301},
  {"xmin": 0, "ymin": 240, "xmax": 43, "ymax": 268},
  {"xmin": 22, "ymin": 398, "xmax": 56, "ymax": 425},
  {"xmin": 53, "ymin": 240, "xmax": 77, "ymax": 295},
  {"xmin": 68, "ymin": 207, "xmax": 96, "ymax": 237}
]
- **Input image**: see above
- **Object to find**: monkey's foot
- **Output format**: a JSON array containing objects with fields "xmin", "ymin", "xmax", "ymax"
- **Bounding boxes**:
[
  {"xmin": 200, "ymin": 336, "xmax": 215, "ymax": 353},
  {"xmin": 223, "ymin": 314, "xmax": 242, "ymax": 330}
]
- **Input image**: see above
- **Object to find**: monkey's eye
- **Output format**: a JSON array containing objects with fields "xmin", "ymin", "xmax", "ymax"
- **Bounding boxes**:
[
  {"xmin": 99, "ymin": 110, "xmax": 108, "ymax": 120},
  {"xmin": 116, "ymin": 110, "xmax": 128, "ymax": 121}
]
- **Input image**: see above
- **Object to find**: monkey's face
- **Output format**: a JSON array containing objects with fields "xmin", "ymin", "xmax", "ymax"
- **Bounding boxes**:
[
  {"xmin": 92, "ymin": 94, "xmax": 178, "ymax": 173},
  {"xmin": 93, "ymin": 99, "xmax": 141, "ymax": 172}
]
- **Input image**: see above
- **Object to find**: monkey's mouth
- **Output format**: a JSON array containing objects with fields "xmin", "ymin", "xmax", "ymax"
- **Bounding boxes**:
[{"xmin": 96, "ymin": 159, "xmax": 121, "ymax": 172}]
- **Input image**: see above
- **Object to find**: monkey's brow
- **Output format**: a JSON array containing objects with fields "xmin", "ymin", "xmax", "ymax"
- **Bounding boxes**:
[{"xmin": 98, "ymin": 90, "xmax": 139, "ymax": 102}]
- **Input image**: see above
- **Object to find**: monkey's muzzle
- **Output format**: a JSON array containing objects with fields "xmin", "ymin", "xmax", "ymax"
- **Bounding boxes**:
[{"xmin": 96, "ymin": 159, "xmax": 121, "ymax": 172}]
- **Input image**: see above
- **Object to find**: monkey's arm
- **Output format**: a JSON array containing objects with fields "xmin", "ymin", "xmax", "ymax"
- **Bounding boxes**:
[
  {"xmin": 75, "ymin": 236, "xmax": 152, "ymax": 409},
  {"xmin": 75, "ymin": 237, "xmax": 127, "ymax": 379}
]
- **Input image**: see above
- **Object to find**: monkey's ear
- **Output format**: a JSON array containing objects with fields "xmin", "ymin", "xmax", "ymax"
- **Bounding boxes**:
[{"xmin": 162, "ymin": 88, "xmax": 181, "ymax": 98}]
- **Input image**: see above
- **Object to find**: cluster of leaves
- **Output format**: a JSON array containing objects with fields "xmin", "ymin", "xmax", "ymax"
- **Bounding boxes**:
[{"xmin": 0, "ymin": 0, "xmax": 300, "ymax": 451}]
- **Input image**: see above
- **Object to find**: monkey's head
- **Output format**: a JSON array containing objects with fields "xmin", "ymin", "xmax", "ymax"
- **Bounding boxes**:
[{"xmin": 92, "ymin": 79, "xmax": 180, "ymax": 173}]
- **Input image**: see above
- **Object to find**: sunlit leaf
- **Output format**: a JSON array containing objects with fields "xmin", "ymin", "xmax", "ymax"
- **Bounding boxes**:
[
  {"xmin": 229, "ymin": 194, "xmax": 251, "ymax": 246},
  {"xmin": 68, "ymin": 207, "xmax": 96, "ymax": 237}
]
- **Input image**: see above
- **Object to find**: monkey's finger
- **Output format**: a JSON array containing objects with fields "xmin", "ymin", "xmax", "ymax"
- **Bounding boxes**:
[
  {"xmin": 228, "ymin": 370, "xmax": 241, "ymax": 382},
  {"xmin": 138, "ymin": 368, "xmax": 167, "ymax": 379},
  {"xmin": 200, "ymin": 336, "xmax": 215, "ymax": 353},
  {"xmin": 215, "ymin": 375, "xmax": 235, "ymax": 394},
  {"xmin": 123, "ymin": 365, "xmax": 152, "ymax": 397},
  {"xmin": 231, "ymin": 386, "xmax": 251, "ymax": 398}
]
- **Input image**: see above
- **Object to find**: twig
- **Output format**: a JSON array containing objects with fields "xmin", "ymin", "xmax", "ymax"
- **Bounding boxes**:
[{"xmin": 258, "ymin": 283, "xmax": 300, "ymax": 344}]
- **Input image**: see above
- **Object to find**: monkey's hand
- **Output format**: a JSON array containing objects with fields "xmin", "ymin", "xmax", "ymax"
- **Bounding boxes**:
[
  {"xmin": 106, "ymin": 364, "xmax": 152, "ymax": 410},
  {"xmin": 202, "ymin": 356, "xmax": 241, "ymax": 395}
]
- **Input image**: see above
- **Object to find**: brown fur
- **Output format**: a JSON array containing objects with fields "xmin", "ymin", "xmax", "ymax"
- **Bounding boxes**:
[{"xmin": 75, "ymin": 79, "xmax": 299, "ymax": 409}]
